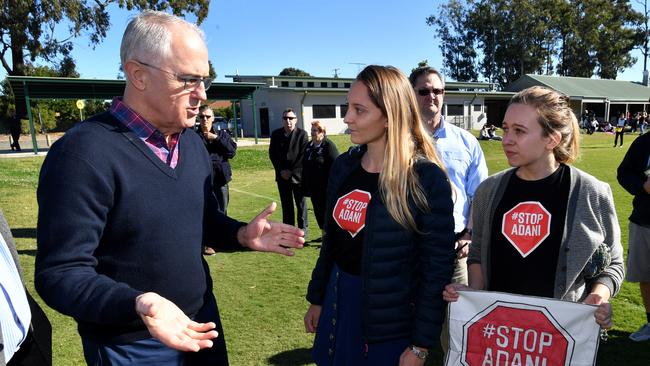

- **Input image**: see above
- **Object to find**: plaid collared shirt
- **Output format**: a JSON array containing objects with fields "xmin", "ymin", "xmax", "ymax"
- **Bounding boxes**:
[{"xmin": 109, "ymin": 97, "xmax": 180, "ymax": 168}]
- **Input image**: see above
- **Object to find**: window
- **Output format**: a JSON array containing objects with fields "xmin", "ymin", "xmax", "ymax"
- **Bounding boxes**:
[
  {"xmin": 446, "ymin": 104, "xmax": 464, "ymax": 115},
  {"xmin": 307, "ymin": 81, "xmax": 314, "ymax": 87},
  {"xmin": 281, "ymin": 81, "xmax": 289, "ymax": 87},
  {"xmin": 340, "ymin": 104, "xmax": 348, "ymax": 117},
  {"xmin": 344, "ymin": 83, "xmax": 351, "ymax": 88},
  {"xmin": 295, "ymin": 81, "xmax": 303, "ymax": 87},
  {"xmin": 331, "ymin": 82, "xmax": 339, "ymax": 88},
  {"xmin": 473, "ymin": 104, "xmax": 482, "ymax": 112},
  {"xmin": 313, "ymin": 104, "xmax": 336, "ymax": 118},
  {"xmin": 320, "ymin": 82, "xmax": 328, "ymax": 88}
]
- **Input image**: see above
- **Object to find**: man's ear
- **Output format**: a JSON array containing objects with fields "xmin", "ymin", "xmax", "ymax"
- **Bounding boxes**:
[{"xmin": 123, "ymin": 61, "xmax": 147, "ymax": 91}]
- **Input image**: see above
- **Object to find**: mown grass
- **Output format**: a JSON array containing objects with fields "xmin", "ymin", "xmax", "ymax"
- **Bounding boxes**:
[{"xmin": 0, "ymin": 131, "xmax": 647, "ymax": 365}]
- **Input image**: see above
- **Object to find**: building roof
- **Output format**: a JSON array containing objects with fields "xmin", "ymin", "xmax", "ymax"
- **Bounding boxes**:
[
  {"xmin": 7, "ymin": 76, "xmax": 262, "ymax": 101},
  {"xmin": 226, "ymin": 74, "xmax": 496, "ymax": 92},
  {"xmin": 506, "ymin": 74, "xmax": 650, "ymax": 103}
]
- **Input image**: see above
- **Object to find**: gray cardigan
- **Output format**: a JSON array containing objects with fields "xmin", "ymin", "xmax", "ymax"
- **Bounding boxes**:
[{"xmin": 468, "ymin": 166, "xmax": 624, "ymax": 301}]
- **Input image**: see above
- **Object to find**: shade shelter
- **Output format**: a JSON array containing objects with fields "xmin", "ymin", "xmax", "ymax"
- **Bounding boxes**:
[
  {"xmin": 7, "ymin": 76, "xmax": 262, "ymax": 154},
  {"xmin": 506, "ymin": 74, "xmax": 650, "ymax": 124}
]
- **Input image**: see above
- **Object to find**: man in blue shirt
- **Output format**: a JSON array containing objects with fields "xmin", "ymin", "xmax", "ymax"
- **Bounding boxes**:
[
  {"xmin": 409, "ymin": 67, "xmax": 488, "ymax": 285},
  {"xmin": 0, "ymin": 208, "xmax": 51, "ymax": 366}
]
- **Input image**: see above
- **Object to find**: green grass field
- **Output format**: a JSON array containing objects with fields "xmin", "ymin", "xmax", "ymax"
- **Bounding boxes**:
[{"xmin": 1, "ymin": 131, "xmax": 648, "ymax": 365}]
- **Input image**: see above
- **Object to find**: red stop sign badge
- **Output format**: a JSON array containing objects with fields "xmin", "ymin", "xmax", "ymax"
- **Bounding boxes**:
[
  {"xmin": 502, "ymin": 201, "xmax": 551, "ymax": 257},
  {"xmin": 332, "ymin": 189, "xmax": 371, "ymax": 237},
  {"xmin": 462, "ymin": 302, "xmax": 574, "ymax": 366}
]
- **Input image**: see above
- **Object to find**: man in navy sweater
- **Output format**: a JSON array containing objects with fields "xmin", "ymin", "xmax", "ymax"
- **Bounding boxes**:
[{"xmin": 34, "ymin": 11, "xmax": 304, "ymax": 366}]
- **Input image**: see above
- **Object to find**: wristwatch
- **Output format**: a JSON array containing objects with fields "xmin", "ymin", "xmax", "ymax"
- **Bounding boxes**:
[{"xmin": 410, "ymin": 345, "xmax": 429, "ymax": 360}]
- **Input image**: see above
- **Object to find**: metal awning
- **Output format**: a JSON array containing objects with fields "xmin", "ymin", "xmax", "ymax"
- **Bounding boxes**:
[
  {"xmin": 6, "ymin": 76, "xmax": 262, "ymax": 153},
  {"xmin": 7, "ymin": 76, "xmax": 261, "ymax": 101}
]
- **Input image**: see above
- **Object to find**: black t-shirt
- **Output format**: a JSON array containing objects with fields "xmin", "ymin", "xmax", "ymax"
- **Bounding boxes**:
[
  {"xmin": 489, "ymin": 164, "xmax": 571, "ymax": 298},
  {"xmin": 330, "ymin": 165, "xmax": 379, "ymax": 275}
]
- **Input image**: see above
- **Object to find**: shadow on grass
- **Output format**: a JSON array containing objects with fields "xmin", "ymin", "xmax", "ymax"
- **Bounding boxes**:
[
  {"xmin": 596, "ymin": 329, "xmax": 650, "ymax": 365},
  {"xmin": 267, "ymin": 347, "xmax": 313, "ymax": 365},
  {"xmin": 17, "ymin": 249, "xmax": 37, "ymax": 256},
  {"xmin": 11, "ymin": 227, "xmax": 36, "ymax": 239}
]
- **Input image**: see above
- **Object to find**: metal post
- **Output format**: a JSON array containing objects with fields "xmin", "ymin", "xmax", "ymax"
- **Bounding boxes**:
[
  {"xmin": 23, "ymin": 81, "xmax": 39, "ymax": 154},
  {"xmin": 232, "ymin": 100, "xmax": 239, "ymax": 141},
  {"xmin": 252, "ymin": 96, "xmax": 258, "ymax": 144}
]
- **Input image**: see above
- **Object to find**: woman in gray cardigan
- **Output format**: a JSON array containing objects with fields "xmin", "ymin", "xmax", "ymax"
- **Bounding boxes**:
[{"xmin": 443, "ymin": 86, "xmax": 624, "ymax": 330}]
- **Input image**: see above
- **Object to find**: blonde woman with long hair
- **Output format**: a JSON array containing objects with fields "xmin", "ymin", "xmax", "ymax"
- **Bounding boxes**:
[{"xmin": 304, "ymin": 65, "xmax": 455, "ymax": 366}]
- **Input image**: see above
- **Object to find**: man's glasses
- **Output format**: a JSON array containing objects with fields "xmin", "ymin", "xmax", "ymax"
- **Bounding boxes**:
[
  {"xmin": 283, "ymin": 116, "xmax": 297, "ymax": 120},
  {"xmin": 197, "ymin": 114, "xmax": 213, "ymax": 120},
  {"xmin": 136, "ymin": 60, "xmax": 212, "ymax": 91},
  {"xmin": 417, "ymin": 87, "xmax": 445, "ymax": 96}
]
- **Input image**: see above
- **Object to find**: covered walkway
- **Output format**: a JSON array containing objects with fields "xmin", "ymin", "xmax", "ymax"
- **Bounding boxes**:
[{"xmin": 7, "ymin": 76, "xmax": 263, "ymax": 154}]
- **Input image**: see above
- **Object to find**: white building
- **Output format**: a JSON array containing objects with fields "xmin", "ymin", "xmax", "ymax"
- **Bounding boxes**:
[{"xmin": 227, "ymin": 74, "xmax": 512, "ymax": 137}]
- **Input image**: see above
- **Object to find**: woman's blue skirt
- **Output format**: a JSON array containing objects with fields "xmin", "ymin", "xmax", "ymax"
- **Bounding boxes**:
[{"xmin": 312, "ymin": 265, "xmax": 410, "ymax": 366}]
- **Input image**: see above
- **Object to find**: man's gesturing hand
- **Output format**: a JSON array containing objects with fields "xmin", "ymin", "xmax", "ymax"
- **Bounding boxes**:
[
  {"xmin": 135, "ymin": 292, "xmax": 219, "ymax": 352},
  {"xmin": 238, "ymin": 202, "xmax": 305, "ymax": 256}
]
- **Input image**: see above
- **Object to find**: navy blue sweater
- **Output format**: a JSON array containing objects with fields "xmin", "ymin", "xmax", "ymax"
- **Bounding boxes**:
[{"xmin": 35, "ymin": 112, "xmax": 245, "ymax": 343}]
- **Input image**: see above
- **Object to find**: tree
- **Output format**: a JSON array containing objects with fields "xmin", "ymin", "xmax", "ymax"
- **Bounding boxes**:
[
  {"xmin": 1, "ymin": 1, "xmax": 209, "ymax": 117},
  {"xmin": 208, "ymin": 60, "xmax": 217, "ymax": 79},
  {"xmin": 637, "ymin": 0, "xmax": 650, "ymax": 73},
  {"xmin": 0, "ymin": 1, "xmax": 209, "ymax": 77},
  {"xmin": 593, "ymin": 0, "xmax": 642, "ymax": 79},
  {"xmin": 411, "ymin": 60, "xmax": 430, "ymax": 74},
  {"xmin": 427, "ymin": 0, "xmax": 478, "ymax": 82},
  {"xmin": 429, "ymin": 0, "xmax": 644, "ymax": 85},
  {"xmin": 279, "ymin": 67, "xmax": 311, "ymax": 77}
]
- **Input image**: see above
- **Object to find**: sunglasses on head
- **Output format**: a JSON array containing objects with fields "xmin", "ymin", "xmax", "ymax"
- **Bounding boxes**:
[{"xmin": 417, "ymin": 87, "xmax": 445, "ymax": 96}]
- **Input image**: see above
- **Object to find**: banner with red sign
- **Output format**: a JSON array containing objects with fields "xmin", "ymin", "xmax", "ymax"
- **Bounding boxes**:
[{"xmin": 445, "ymin": 290, "xmax": 600, "ymax": 366}]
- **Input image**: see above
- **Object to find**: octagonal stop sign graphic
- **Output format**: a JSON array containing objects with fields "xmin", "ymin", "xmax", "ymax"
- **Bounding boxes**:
[
  {"xmin": 332, "ymin": 189, "xmax": 371, "ymax": 237},
  {"xmin": 462, "ymin": 303, "xmax": 574, "ymax": 366},
  {"xmin": 502, "ymin": 201, "xmax": 551, "ymax": 258}
]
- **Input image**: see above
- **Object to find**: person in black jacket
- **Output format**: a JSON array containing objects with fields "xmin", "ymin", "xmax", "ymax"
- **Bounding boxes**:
[
  {"xmin": 617, "ymin": 131, "xmax": 650, "ymax": 341},
  {"xmin": 302, "ymin": 120, "xmax": 339, "ymax": 240},
  {"xmin": 8, "ymin": 112, "xmax": 21, "ymax": 151},
  {"xmin": 198, "ymin": 105, "xmax": 237, "ymax": 255},
  {"xmin": 197, "ymin": 105, "xmax": 237, "ymax": 215},
  {"xmin": 303, "ymin": 65, "xmax": 455, "ymax": 366},
  {"xmin": 269, "ymin": 108, "xmax": 309, "ymax": 234}
]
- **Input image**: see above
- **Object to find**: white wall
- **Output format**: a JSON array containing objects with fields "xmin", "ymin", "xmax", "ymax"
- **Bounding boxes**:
[{"xmin": 239, "ymin": 89, "xmax": 489, "ymax": 137}]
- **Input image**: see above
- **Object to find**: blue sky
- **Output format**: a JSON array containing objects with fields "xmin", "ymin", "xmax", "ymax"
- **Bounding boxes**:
[{"xmin": 2, "ymin": 0, "xmax": 648, "ymax": 83}]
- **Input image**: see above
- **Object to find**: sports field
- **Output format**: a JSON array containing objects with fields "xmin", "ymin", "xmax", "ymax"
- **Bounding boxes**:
[{"xmin": 0, "ymin": 131, "xmax": 647, "ymax": 365}]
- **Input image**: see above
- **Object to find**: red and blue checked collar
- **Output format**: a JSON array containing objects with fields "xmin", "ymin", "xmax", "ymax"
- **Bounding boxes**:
[{"xmin": 110, "ymin": 97, "xmax": 180, "ymax": 168}]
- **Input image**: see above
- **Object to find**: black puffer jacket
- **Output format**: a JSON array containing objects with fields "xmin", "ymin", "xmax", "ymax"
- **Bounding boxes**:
[
  {"xmin": 617, "ymin": 131, "xmax": 650, "ymax": 227},
  {"xmin": 306, "ymin": 145, "xmax": 455, "ymax": 349}
]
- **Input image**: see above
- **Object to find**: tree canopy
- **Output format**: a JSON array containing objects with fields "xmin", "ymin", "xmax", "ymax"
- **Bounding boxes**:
[
  {"xmin": 279, "ymin": 67, "xmax": 311, "ymax": 77},
  {"xmin": 429, "ymin": 0, "xmax": 643, "ymax": 85},
  {"xmin": 0, "ymin": 1, "xmax": 209, "ymax": 77},
  {"xmin": 1, "ymin": 1, "xmax": 209, "ymax": 118}
]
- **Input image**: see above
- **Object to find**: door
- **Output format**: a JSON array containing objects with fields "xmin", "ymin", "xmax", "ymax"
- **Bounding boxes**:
[{"xmin": 260, "ymin": 108, "xmax": 269, "ymax": 137}]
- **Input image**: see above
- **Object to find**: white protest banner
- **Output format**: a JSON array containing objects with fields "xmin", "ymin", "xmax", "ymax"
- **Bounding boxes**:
[{"xmin": 445, "ymin": 290, "xmax": 601, "ymax": 366}]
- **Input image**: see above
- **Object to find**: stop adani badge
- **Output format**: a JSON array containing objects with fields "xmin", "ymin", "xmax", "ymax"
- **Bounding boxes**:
[
  {"xmin": 332, "ymin": 189, "xmax": 371, "ymax": 238},
  {"xmin": 502, "ymin": 201, "xmax": 551, "ymax": 258},
  {"xmin": 445, "ymin": 291, "xmax": 600, "ymax": 366}
]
